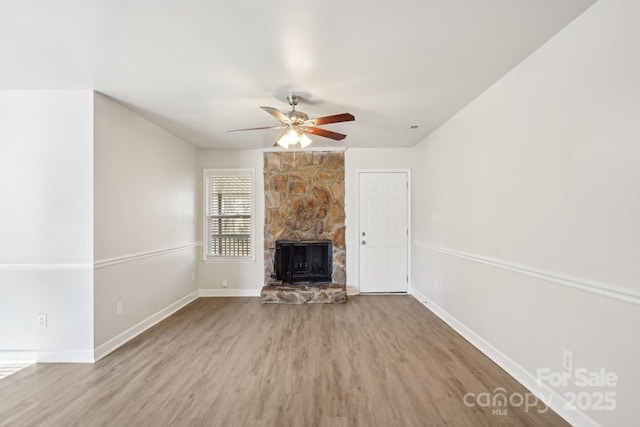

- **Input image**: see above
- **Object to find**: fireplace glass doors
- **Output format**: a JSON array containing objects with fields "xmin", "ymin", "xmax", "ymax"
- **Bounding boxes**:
[{"xmin": 274, "ymin": 240, "xmax": 333, "ymax": 284}]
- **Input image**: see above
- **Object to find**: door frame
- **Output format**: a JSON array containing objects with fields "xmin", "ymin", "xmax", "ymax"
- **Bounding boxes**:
[{"xmin": 355, "ymin": 169, "xmax": 412, "ymax": 294}]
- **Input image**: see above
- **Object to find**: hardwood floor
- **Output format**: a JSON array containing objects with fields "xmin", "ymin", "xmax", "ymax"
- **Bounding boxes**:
[{"xmin": 0, "ymin": 296, "xmax": 568, "ymax": 426}]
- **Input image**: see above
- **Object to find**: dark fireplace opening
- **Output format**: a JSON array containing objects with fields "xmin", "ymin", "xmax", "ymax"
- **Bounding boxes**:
[{"xmin": 274, "ymin": 240, "xmax": 333, "ymax": 284}]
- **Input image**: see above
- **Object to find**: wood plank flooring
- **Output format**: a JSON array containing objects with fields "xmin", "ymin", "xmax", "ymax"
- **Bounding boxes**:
[{"xmin": 0, "ymin": 296, "xmax": 568, "ymax": 426}]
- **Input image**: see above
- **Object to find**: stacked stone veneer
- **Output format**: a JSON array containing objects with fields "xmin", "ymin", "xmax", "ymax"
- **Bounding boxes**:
[
  {"xmin": 263, "ymin": 151, "xmax": 346, "ymax": 287},
  {"xmin": 261, "ymin": 283, "xmax": 347, "ymax": 304}
]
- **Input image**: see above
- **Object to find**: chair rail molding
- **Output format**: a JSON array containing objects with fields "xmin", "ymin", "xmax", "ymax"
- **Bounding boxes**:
[
  {"xmin": 413, "ymin": 241, "xmax": 640, "ymax": 305},
  {"xmin": 94, "ymin": 243, "xmax": 200, "ymax": 269},
  {"xmin": 0, "ymin": 263, "xmax": 93, "ymax": 270}
]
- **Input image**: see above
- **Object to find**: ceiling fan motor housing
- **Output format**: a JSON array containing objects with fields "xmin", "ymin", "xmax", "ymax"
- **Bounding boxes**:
[{"xmin": 285, "ymin": 110, "xmax": 309, "ymax": 124}]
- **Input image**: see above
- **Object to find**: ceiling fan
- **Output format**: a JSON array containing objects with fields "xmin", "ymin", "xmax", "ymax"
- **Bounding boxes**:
[{"xmin": 227, "ymin": 94, "xmax": 355, "ymax": 148}]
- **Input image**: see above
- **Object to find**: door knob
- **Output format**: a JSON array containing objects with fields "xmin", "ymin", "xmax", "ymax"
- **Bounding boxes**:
[{"xmin": 361, "ymin": 240, "xmax": 367, "ymax": 245}]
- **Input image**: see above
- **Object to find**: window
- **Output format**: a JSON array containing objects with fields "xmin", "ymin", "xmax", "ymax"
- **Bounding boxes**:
[{"xmin": 203, "ymin": 169, "xmax": 254, "ymax": 260}]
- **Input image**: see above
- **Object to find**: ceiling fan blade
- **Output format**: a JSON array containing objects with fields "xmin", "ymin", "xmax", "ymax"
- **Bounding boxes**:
[
  {"xmin": 226, "ymin": 125, "xmax": 285, "ymax": 133},
  {"xmin": 306, "ymin": 113, "xmax": 355, "ymax": 126},
  {"xmin": 260, "ymin": 106, "xmax": 291, "ymax": 124},
  {"xmin": 302, "ymin": 126, "xmax": 347, "ymax": 141}
]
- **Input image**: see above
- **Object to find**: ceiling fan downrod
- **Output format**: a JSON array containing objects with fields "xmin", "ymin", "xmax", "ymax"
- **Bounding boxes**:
[{"xmin": 287, "ymin": 94, "xmax": 300, "ymax": 110}]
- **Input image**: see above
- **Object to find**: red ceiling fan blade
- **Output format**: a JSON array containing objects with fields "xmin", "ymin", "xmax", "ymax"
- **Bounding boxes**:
[
  {"xmin": 302, "ymin": 126, "xmax": 347, "ymax": 141},
  {"xmin": 226, "ymin": 125, "xmax": 285, "ymax": 133},
  {"xmin": 306, "ymin": 113, "xmax": 355, "ymax": 126},
  {"xmin": 260, "ymin": 106, "xmax": 291, "ymax": 124}
]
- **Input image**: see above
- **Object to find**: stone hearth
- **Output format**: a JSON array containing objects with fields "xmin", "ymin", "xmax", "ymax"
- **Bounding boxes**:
[{"xmin": 261, "ymin": 282, "xmax": 346, "ymax": 304}]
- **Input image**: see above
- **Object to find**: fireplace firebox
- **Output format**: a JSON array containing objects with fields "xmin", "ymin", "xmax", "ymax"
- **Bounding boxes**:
[{"xmin": 274, "ymin": 240, "xmax": 333, "ymax": 284}]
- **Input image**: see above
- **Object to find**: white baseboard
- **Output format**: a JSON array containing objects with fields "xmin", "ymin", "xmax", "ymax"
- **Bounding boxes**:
[
  {"xmin": 199, "ymin": 288, "xmax": 261, "ymax": 297},
  {"xmin": 5, "ymin": 289, "xmax": 259, "ymax": 364},
  {"xmin": 93, "ymin": 290, "xmax": 199, "ymax": 362},
  {"xmin": 0, "ymin": 352, "xmax": 37, "ymax": 362},
  {"xmin": 346, "ymin": 286, "xmax": 359, "ymax": 296},
  {"xmin": 410, "ymin": 289, "xmax": 599, "ymax": 427}
]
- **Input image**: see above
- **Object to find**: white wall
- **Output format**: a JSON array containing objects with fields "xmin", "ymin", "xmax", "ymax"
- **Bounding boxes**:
[
  {"xmin": 196, "ymin": 147, "xmax": 414, "ymax": 294},
  {"xmin": 0, "ymin": 91, "xmax": 94, "ymax": 362},
  {"xmin": 197, "ymin": 149, "xmax": 265, "ymax": 293},
  {"xmin": 93, "ymin": 93, "xmax": 198, "ymax": 355},
  {"xmin": 411, "ymin": 0, "xmax": 639, "ymax": 425},
  {"xmin": 344, "ymin": 148, "xmax": 414, "ymax": 293}
]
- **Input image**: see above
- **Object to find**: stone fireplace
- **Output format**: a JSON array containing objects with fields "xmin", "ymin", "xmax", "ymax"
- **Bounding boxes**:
[{"xmin": 262, "ymin": 151, "xmax": 347, "ymax": 303}]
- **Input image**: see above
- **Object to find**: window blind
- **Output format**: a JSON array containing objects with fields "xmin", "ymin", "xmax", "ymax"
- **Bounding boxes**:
[{"xmin": 205, "ymin": 173, "xmax": 252, "ymax": 257}]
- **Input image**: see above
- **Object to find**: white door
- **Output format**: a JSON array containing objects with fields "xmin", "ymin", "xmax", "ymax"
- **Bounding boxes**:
[{"xmin": 358, "ymin": 171, "xmax": 409, "ymax": 293}]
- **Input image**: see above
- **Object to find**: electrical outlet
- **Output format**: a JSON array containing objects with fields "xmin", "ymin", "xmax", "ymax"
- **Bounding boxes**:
[
  {"xmin": 191, "ymin": 271, "xmax": 195, "ymax": 281},
  {"xmin": 563, "ymin": 349, "xmax": 573, "ymax": 372},
  {"xmin": 116, "ymin": 302, "xmax": 123, "ymax": 316},
  {"xmin": 222, "ymin": 279, "xmax": 228, "ymax": 288},
  {"xmin": 37, "ymin": 313, "xmax": 48, "ymax": 329},
  {"xmin": 434, "ymin": 280, "xmax": 439, "ymax": 291}
]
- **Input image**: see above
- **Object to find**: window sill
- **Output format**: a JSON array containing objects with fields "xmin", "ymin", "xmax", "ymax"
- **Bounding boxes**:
[{"xmin": 202, "ymin": 257, "xmax": 255, "ymax": 263}]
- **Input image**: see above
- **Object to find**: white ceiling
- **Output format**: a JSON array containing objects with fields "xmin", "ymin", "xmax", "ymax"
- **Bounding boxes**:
[{"xmin": 1, "ymin": 0, "xmax": 596, "ymax": 150}]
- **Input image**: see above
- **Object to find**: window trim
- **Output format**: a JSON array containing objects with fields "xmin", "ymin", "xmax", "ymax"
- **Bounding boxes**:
[{"xmin": 202, "ymin": 168, "xmax": 255, "ymax": 262}]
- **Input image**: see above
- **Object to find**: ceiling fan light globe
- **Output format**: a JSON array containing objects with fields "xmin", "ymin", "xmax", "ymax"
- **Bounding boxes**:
[
  {"xmin": 299, "ymin": 133, "xmax": 312, "ymax": 148},
  {"xmin": 276, "ymin": 137, "xmax": 290, "ymax": 148},
  {"xmin": 277, "ymin": 128, "xmax": 298, "ymax": 148}
]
